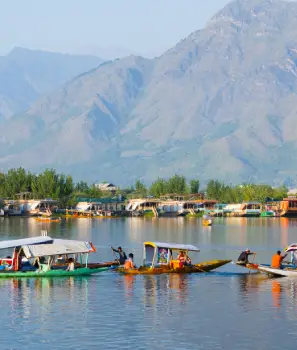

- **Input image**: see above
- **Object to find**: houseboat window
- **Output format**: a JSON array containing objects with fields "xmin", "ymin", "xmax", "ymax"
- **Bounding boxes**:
[{"xmin": 289, "ymin": 201, "xmax": 297, "ymax": 208}]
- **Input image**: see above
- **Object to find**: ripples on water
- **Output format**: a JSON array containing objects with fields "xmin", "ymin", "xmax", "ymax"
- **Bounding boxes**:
[{"xmin": 1, "ymin": 217, "xmax": 297, "ymax": 349}]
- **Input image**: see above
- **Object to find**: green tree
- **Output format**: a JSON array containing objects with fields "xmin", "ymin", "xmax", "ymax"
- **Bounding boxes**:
[
  {"xmin": 206, "ymin": 180, "xmax": 224, "ymax": 200},
  {"xmin": 167, "ymin": 175, "xmax": 187, "ymax": 194},
  {"xmin": 150, "ymin": 178, "xmax": 168, "ymax": 198},
  {"xmin": 189, "ymin": 179, "xmax": 200, "ymax": 194},
  {"xmin": 135, "ymin": 180, "xmax": 147, "ymax": 197}
]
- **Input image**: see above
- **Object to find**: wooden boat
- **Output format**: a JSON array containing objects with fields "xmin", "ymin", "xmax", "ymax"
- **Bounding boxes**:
[
  {"xmin": 0, "ymin": 236, "xmax": 109, "ymax": 278},
  {"xmin": 258, "ymin": 243, "xmax": 297, "ymax": 277},
  {"xmin": 257, "ymin": 265, "xmax": 297, "ymax": 277},
  {"xmin": 55, "ymin": 261, "xmax": 120, "ymax": 269},
  {"xmin": 235, "ymin": 262, "xmax": 260, "ymax": 271},
  {"xmin": 202, "ymin": 215, "xmax": 212, "ymax": 226},
  {"xmin": 116, "ymin": 241, "xmax": 231, "ymax": 275},
  {"xmin": 202, "ymin": 219, "xmax": 212, "ymax": 226},
  {"xmin": 0, "ymin": 267, "xmax": 109, "ymax": 278},
  {"xmin": 34, "ymin": 217, "xmax": 61, "ymax": 223}
]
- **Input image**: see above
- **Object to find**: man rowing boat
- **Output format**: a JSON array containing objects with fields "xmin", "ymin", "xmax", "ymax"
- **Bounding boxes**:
[
  {"xmin": 237, "ymin": 249, "xmax": 256, "ymax": 265},
  {"xmin": 111, "ymin": 246, "xmax": 127, "ymax": 265}
]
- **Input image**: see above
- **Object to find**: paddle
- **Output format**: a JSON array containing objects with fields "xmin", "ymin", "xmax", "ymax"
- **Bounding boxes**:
[
  {"xmin": 249, "ymin": 253, "xmax": 256, "ymax": 274},
  {"xmin": 110, "ymin": 246, "xmax": 120, "ymax": 265}
]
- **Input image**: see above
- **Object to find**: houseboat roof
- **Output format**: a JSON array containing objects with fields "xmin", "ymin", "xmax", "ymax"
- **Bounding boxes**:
[
  {"xmin": 22, "ymin": 239, "xmax": 96, "ymax": 258},
  {"xmin": 0, "ymin": 236, "xmax": 53, "ymax": 250},
  {"xmin": 76, "ymin": 197, "xmax": 125, "ymax": 204},
  {"xmin": 144, "ymin": 241, "xmax": 200, "ymax": 252},
  {"xmin": 243, "ymin": 201, "xmax": 261, "ymax": 204}
]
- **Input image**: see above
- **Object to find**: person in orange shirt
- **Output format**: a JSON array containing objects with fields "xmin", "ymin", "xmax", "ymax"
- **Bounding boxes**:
[
  {"xmin": 271, "ymin": 250, "xmax": 286, "ymax": 268},
  {"xmin": 124, "ymin": 253, "xmax": 135, "ymax": 270}
]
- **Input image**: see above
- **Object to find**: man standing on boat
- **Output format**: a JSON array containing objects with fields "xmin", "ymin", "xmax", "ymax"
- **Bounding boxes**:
[
  {"xmin": 111, "ymin": 246, "xmax": 127, "ymax": 265},
  {"xmin": 237, "ymin": 249, "xmax": 255, "ymax": 265}
]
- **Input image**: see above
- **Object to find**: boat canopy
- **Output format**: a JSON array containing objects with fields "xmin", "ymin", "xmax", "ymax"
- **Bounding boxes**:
[
  {"xmin": 285, "ymin": 243, "xmax": 297, "ymax": 252},
  {"xmin": 143, "ymin": 242, "xmax": 200, "ymax": 252},
  {"xmin": 143, "ymin": 242, "xmax": 199, "ymax": 268},
  {"xmin": 22, "ymin": 240, "xmax": 96, "ymax": 258},
  {"xmin": 0, "ymin": 236, "xmax": 53, "ymax": 250}
]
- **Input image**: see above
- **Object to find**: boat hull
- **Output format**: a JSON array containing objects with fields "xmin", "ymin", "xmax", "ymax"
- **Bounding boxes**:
[
  {"xmin": 0, "ymin": 267, "xmax": 109, "ymax": 278},
  {"xmin": 54, "ymin": 261, "xmax": 119, "ymax": 269},
  {"xmin": 235, "ymin": 262, "xmax": 260, "ymax": 270},
  {"xmin": 116, "ymin": 259, "xmax": 231, "ymax": 275},
  {"xmin": 258, "ymin": 265, "xmax": 297, "ymax": 277}
]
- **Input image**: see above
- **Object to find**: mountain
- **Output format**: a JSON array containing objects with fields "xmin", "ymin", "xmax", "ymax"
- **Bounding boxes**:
[
  {"xmin": 1, "ymin": 0, "xmax": 297, "ymax": 186},
  {"xmin": 0, "ymin": 47, "xmax": 103, "ymax": 120}
]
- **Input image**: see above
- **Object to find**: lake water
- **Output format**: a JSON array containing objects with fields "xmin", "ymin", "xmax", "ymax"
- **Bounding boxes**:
[{"xmin": 1, "ymin": 217, "xmax": 297, "ymax": 349}]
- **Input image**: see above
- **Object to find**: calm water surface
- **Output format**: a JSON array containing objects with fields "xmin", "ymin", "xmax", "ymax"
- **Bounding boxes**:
[{"xmin": 1, "ymin": 217, "xmax": 297, "ymax": 349}]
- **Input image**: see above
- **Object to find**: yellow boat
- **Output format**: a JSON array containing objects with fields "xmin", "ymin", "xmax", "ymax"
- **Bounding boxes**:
[
  {"xmin": 202, "ymin": 215, "xmax": 212, "ymax": 226},
  {"xmin": 116, "ymin": 241, "xmax": 231, "ymax": 275},
  {"xmin": 34, "ymin": 217, "xmax": 61, "ymax": 223},
  {"xmin": 202, "ymin": 219, "xmax": 212, "ymax": 226}
]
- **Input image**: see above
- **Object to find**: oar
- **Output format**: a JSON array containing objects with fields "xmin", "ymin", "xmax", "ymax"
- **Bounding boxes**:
[
  {"xmin": 110, "ymin": 246, "xmax": 120, "ymax": 265},
  {"xmin": 249, "ymin": 253, "xmax": 256, "ymax": 274},
  {"xmin": 194, "ymin": 264, "xmax": 206, "ymax": 273}
]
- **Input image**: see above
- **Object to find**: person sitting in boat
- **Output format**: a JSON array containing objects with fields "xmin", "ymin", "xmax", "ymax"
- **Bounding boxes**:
[
  {"xmin": 271, "ymin": 250, "xmax": 287, "ymax": 269},
  {"xmin": 66, "ymin": 258, "xmax": 75, "ymax": 271},
  {"xmin": 177, "ymin": 251, "xmax": 187, "ymax": 268},
  {"xmin": 237, "ymin": 249, "xmax": 255, "ymax": 265},
  {"xmin": 124, "ymin": 253, "xmax": 135, "ymax": 270},
  {"xmin": 37, "ymin": 257, "xmax": 50, "ymax": 273},
  {"xmin": 111, "ymin": 246, "xmax": 127, "ymax": 265},
  {"xmin": 185, "ymin": 254, "xmax": 192, "ymax": 266}
]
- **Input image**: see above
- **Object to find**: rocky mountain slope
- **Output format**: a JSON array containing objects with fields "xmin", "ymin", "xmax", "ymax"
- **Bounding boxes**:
[
  {"xmin": 0, "ymin": 47, "xmax": 102, "ymax": 120},
  {"xmin": 1, "ymin": 0, "xmax": 297, "ymax": 186}
]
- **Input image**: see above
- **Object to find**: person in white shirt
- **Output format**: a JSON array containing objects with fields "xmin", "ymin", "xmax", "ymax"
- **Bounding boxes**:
[{"xmin": 66, "ymin": 258, "xmax": 75, "ymax": 271}]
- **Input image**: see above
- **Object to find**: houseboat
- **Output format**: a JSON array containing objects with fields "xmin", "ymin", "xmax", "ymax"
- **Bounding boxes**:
[
  {"xmin": 4, "ymin": 199, "xmax": 58, "ymax": 216},
  {"xmin": 223, "ymin": 202, "xmax": 261, "ymax": 217},
  {"xmin": 279, "ymin": 197, "xmax": 297, "ymax": 217}
]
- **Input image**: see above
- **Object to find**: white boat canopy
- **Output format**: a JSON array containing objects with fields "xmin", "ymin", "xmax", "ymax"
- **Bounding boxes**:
[
  {"xmin": 22, "ymin": 240, "xmax": 95, "ymax": 258},
  {"xmin": 143, "ymin": 241, "xmax": 200, "ymax": 252},
  {"xmin": 285, "ymin": 243, "xmax": 297, "ymax": 252},
  {"xmin": 0, "ymin": 236, "xmax": 53, "ymax": 250}
]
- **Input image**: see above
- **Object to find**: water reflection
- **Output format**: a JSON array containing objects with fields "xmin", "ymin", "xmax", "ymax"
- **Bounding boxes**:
[
  {"xmin": 271, "ymin": 280, "xmax": 281, "ymax": 308},
  {"xmin": 142, "ymin": 274, "xmax": 189, "ymax": 309}
]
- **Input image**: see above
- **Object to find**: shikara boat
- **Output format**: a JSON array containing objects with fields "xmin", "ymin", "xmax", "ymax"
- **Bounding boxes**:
[
  {"xmin": 235, "ymin": 262, "xmax": 260, "ymax": 271},
  {"xmin": 0, "ymin": 236, "xmax": 109, "ymax": 277},
  {"xmin": 258, "ymin": 244, "xmax": 297, "ymax": 277},
  {"xmin": 116, "ymin": 241, "xmax": 231, "ymax": 275},
  {"xmin": 202, "ymin": 215, "xmax": 212, "ymax": 226},
  {"xmin": 34, "ymin": 217, "xmax": 61, "ymax": 223}
]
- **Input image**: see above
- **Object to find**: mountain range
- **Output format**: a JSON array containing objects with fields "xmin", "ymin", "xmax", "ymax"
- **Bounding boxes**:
[
  {"xmin": 1, "ymin": 0, "xmax": 297, "ymax": 186},
  {"xmin": 0, "ymin": 47, "xmax": 102, "ymax": 120}
]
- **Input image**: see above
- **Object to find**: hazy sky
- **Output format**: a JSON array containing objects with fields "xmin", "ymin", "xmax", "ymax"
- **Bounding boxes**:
[{"xmin": 0, "ymin": 0, "xmax": 230, "ymax": 58}]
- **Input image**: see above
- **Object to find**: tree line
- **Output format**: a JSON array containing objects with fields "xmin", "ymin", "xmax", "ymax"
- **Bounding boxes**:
[{"xmin": 0, "ymin": 168, "xmax": 289, "ymax": 205}]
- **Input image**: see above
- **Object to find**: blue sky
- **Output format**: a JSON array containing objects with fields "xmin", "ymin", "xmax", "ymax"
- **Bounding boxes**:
[{"xmin": 0, "ymin": 0, "xmax": 230, "ymax": 57}]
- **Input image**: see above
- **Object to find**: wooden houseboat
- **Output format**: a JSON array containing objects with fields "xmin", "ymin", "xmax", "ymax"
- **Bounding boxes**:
[{"xmin": 279, "ymin": 197, "xmax": 297, "ymax": 217}]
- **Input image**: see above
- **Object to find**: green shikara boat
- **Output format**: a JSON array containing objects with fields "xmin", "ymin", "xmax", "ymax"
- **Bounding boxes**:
[
  {"xmin": 0, "ymin": 267, "xmax": 109, "ymax": 278},
  {"xmin": 0, "ymin": 235, "xmax": 110, "ymax": 278}
]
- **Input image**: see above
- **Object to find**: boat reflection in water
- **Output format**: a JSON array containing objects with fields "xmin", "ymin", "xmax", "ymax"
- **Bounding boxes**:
[
  {"xmin": 123, "ymin": 275, "xmax": 136, "ymax": 302},
  {"xmin": 271, "ymin": 280, "xmax": 281, "ymax": 309},
  {"xmin": 4, "ymin": 277, "xmax": 90, "ymax": 321},
  {"xmin": 142, "ymin": 274, "xmax": 189, "ymax": 309}
]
